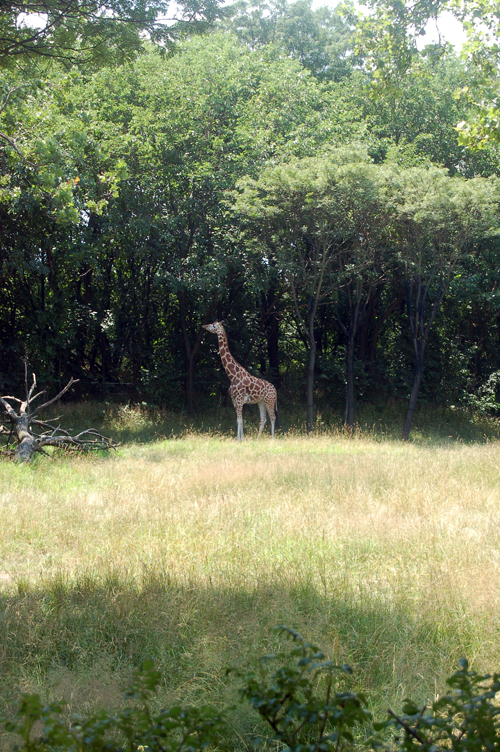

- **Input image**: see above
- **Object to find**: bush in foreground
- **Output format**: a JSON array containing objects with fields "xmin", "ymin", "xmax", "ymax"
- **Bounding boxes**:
[{"xmin": 3, "ymin": 627, "xmax": 500, "ymax": 752}]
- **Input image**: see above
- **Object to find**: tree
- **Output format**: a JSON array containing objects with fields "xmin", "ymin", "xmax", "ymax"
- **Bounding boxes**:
[
  {"xmin": 360, "ymin": 54, "xmax": 500, "ymax": 177},
  {"xmin": 330, "ymin": 164, "xmax": 391, "ymax": 429},
  {"xmin": 233, "ymin": 148, "xmax": 388, "ymax": 432},
  {"xmin": 0, "ymin": 0, "xmax": 223, "ymax": 69},
  {"xmin": 0, "ymin": 0, "xmax": 224, "ymax": 232},
  {"xmin": 0, "ymin": 32, "xmax": 330, "ymax": 410},
  {"xmin": 222, "ymin": 0, "xmax": 359, "ymax": 81},
  {"xmin": 234, "ymin": 159, "xmax": 335, "ymax": 432},
  {"xmin": 354, "ymin": 0, "xmax": 500, "ymax": 148},
  {"xmin": 385, "ymin": 166, "xmax": 500, "ymax": 440}
]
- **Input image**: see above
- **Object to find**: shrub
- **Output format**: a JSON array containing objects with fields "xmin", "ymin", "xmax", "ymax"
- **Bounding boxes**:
[{"xmin": 3, "ymin": 628, "xmax": 500, "ymax": 752}]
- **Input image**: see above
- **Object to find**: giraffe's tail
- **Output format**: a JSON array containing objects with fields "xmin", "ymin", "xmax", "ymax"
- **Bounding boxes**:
[{"xmin": 274, "ymin": 395, "xmax": 279, "ymax": 430}]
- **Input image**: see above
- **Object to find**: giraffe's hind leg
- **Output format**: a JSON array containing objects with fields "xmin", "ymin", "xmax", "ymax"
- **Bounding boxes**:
[
  {"xmin": 257, "ymin": 400, "xmax": 267, "ymax": 438},
  {"xmin": 266, "ymin": 399, "xmax": 276, "ymax": 438}
]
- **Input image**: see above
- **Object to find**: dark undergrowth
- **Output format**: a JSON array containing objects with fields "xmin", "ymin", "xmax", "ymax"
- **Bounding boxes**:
[{"xmin": 34, "ymin": 400, "xmax": 500, "ymax": 447}]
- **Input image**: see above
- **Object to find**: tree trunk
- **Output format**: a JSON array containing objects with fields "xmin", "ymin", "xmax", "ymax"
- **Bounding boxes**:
[
  {"xmin": 178, "ymin": 292, "xmax": 196, "ymax": 418},
  {"xmin": 178, "ymin": 293, "xmax": 218, "ymax": 418},
  {"xmin": 306, "ymin": 339, "xmax": 316, "ymax": 433},
  {"xmin": 368, "ymin": 293, "xmax": 401, "ymax": 368},
  {"xmin": 403, "ymin": 276, "xmax": 445, "ymax": 441},
  {"xmin": 266, "ymin": 292, "xmax": 281, "ymax": 388},
  {"xmin": 186, "ymin": 353, "xmax": 197, "ymax": 418},
  {"xmin": 337, "ymin": 292, "xmax": 371, "ymax": 433},
  {"xmin": 306, "ymin": 295, "xmax": 316, "ymax": 433},
  {"xmin": 15, "ymin": 414, "xmax": 36, "ymax": 463},
  {"xmin": 402, "ymin": 345, "xmax": 425, "ymax": 441},
  {"xmin": 345, "ymin": 326, "xmax": 356, "ymax": 430}
]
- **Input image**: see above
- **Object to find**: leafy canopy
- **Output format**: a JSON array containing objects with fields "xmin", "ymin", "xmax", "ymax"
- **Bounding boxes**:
[{"xmin": 0, "ymin": 0, "xmax": 224, "ymax": 69}]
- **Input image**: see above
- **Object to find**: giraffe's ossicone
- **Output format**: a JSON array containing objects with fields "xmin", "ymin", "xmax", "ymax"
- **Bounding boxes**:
[{"xmin": 203, "ymin": 322, "xmax": 277, "ymax": 441}]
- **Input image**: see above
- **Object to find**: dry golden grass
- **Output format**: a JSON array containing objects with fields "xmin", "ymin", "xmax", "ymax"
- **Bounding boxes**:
[{"xmin": 1, "ymin": 431, "xmax": 500, "ymax": 745}]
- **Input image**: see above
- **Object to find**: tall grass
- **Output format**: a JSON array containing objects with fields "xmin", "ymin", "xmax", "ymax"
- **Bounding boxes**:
[{"xmin": 1, "ymin": 403, "xmax": 500, "ymax": 749}]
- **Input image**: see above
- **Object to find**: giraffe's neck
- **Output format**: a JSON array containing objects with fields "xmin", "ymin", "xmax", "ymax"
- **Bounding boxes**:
[{"xmin": 217, "ymin": 330, "xmax": 246, "ymax": 380}]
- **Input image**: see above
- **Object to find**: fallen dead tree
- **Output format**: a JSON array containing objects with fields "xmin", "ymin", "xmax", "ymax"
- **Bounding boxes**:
[{"xmin": 0, "ymin": 371, "xmax": 119, "ymax": 462}]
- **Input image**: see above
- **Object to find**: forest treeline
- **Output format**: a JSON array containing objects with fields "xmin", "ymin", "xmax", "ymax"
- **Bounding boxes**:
[{"xmin": 2, "ymin": 0, "xmax": 500, "ymax": 437}]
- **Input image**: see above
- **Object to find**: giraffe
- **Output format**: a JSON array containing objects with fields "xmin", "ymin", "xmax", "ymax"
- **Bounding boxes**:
[{"xmin": 203, "ymin": 322, "xmax": 277, "ymax": 441}]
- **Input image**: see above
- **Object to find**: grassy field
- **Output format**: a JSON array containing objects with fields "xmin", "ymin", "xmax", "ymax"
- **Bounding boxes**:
[{"xmin": 1, "ymin": 402, "xmax": 500, "ymax": 749}]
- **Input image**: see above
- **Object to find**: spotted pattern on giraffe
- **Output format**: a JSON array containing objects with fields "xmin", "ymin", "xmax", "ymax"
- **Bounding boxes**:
[{"xmin": 203, "ymin": 321, "xmax": 277, "ymax": 441}]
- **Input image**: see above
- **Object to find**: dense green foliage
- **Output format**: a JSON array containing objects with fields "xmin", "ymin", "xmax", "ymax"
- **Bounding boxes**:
[
  {"xmin": 354, "ymin": 0, "xmax": 500, "ymax": 149},
  {"xmin": 1, "ymin": 0, "xmax": 500, "ymax": 438},
  {"xmin": 0, "ymin": 0, "xmax": 224, "ymax": 67},
  {"xmin": 3, "ymin": 628, "xmax": 500, "ymax": 752}
]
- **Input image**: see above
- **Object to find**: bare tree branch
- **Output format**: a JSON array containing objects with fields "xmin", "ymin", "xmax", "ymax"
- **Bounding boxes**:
[{"xmin": 30, "ymin": 377, "xmax": 79, "ymax": 417}]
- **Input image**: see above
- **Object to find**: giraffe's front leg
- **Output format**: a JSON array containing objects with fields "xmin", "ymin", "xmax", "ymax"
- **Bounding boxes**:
[
  {"xmin": 257, "ymin": 400, "xmax": 267, "ymax": 438},
  {"xmin": 230, "ymin": 387, "xmax": 244, "ymax": 441}
]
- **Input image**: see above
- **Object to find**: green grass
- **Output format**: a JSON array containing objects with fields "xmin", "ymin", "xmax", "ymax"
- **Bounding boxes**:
[{"xmin": 1, "ymin": 403, "xmax": 500, "ymax": 750}]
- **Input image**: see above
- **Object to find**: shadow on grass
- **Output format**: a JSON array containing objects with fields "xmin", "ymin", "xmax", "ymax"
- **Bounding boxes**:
[
  {"xmin": 0, "ymin": 570, "xmax": 484, "ymax": 751},
  {"xmin": 41, "ymin": 401, "xmax": 500, "ymax": 448}
]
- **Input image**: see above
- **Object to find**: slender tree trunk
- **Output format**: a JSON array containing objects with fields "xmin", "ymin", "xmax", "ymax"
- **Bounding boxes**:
[
  {"xmin": 178, "ymin": 292, "xmax": 196, "ymax": 418},
  {"xmin": 306, "ymin": 339, "xmax": 316, "ymax": 433},
  {"xmin": 306, "ymin": 295, "xmax": 316, "ymax": 433},
  {"xmin": 402, "ymin": 276, "xmax": 445, "ymax": 441},
  {"xmin": 368, "ymin": 293, "xmax": 401, "ymax": 368},
  {"xmin": 402, "ymin": 345, "xmax": 425, "ymax": 441},
  {"xmin": 288, "ymin": 268, "xmax": 321, "ymax": 433},
  {"xmin": 265, "ymin": 286, "xmax": 281, "ymax": 387},
  {"xmin": 267, "ymin": 318, "xmax": 280, "ymax": 387},
  {"xmin": 345, "ymin": 325, "xmax": 356, "ymax": 430},
  {"xmin": 337, "ymin": 292, "xmax": 370, "ymax": 433},
  {"xmin": 186, "ymin": 354, "xmax": 197, "ymax": 418},
  {"xmin": 178, "ymin": 292, "xmax": 217, "ymax": 418}
]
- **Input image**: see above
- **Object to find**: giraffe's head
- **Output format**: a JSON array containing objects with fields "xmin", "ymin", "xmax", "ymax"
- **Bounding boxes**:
[{"xmin": 202, "ymin": 321, "xmax": 225, "ymax": 336}]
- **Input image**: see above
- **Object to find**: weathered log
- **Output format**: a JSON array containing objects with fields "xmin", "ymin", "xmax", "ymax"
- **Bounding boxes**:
[{"xmin": 0, "ymin": 372, "xmax": 119, "ymax": 462}]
